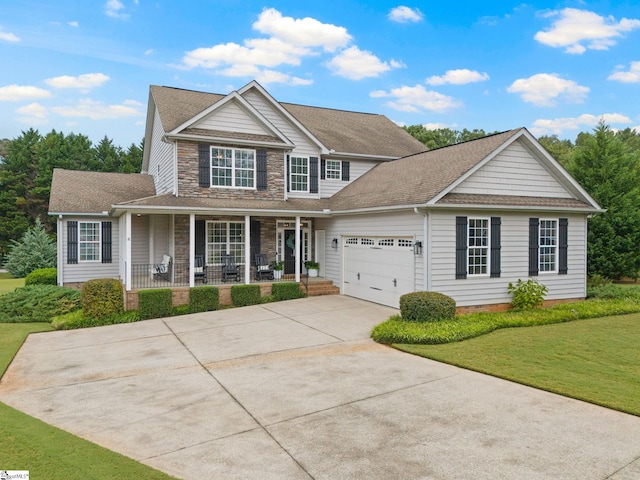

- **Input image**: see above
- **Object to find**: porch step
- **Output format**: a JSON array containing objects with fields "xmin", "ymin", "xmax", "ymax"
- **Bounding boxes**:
[{"xmin": 305, "ymin": 280, "xmax": 340, "ymax": 297}]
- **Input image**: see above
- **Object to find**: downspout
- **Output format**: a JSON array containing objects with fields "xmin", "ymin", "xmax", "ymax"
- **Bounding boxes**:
[{"xmin": 414, "ymin": 207, "xmax": 431, "ymax": 291}]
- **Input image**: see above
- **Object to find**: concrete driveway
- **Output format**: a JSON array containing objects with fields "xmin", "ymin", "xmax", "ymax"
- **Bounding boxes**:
[{"xmin": 1, "ymin": 295, "xmax": 640, "ymax": 479}]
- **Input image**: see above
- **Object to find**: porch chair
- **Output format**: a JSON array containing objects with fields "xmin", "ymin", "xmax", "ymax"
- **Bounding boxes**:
[
  {"xmin": 194, "ymin": 255, "xmax": 208, "ymax": 284},
  {"xmin": 254, "ymin": 253, "xmax": 274, "ymax": 281},
  {"xmin": 154, "ymin": 255, "xmax": 172, "ymax": 282},
  {"xmin": 221, "ymin": 254, "xmax": 241, "ymax": 282}
]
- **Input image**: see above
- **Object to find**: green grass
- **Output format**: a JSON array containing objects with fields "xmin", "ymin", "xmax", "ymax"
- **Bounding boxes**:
[
  {"xmin": 396, "ymin": 313, "xmax": 640, "ymax": 416},
  {"xmin": 0, "ymin": 272, "xmax": 24, "ymax": 295},
  {"xmin": 0, "ymin": 323, "xmax": 177, "ymax": 479}
]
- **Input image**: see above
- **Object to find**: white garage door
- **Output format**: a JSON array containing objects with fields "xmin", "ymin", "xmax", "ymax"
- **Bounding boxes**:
[{"xmin": 342, "ymin": 236, "xmax": 415, "ymax": 308}]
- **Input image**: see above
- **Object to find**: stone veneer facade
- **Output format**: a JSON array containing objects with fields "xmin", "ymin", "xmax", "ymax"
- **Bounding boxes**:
[{"xmin": 177, "ymin": 140, "xmax": 286, "ymax": 199}]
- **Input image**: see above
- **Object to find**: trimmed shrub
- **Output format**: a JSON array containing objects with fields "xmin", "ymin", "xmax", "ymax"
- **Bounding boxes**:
[
  {"xmin": 231, "ymin": 284, "xmax": 261, "ymax": 307},
  {"xmin": 24, "ymin": 268, "xmax": 58, "ymax": 286},
  {"xmin": 399, "ymin": 291, "xmax": 456, "ymax": 322},
  {"xmin": 138, "ymin": 289, "xmax": 173, "ymax": 319},
  {"xmin": 81, "ymin": 278, "xmax": 124, "ymax": 319},
  {"xmin": 189, "ymin": 286, "xmax": 219, "ymax": 313},
  {"xmin": 0, "ymin": 285, "xmax": 81, "ymax": 323},
  {"xmin": 508, "ymin": 278, "xmax": 548, "ymax": 310},
  {"xmin": 271, "ymin": 282, "xmax": 305, "ymax": 301}
]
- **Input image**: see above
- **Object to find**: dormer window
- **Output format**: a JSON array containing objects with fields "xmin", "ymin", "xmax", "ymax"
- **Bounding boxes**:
[
  {"xmin": 210, "ymin": 147, "xmax": 255, "ymax": 189},
  {"xmin": 325, "ymin": 160, "xmax": 341, "ymax": 180}
]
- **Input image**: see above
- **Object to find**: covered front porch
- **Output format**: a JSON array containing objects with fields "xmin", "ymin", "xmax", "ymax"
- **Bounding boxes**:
[{"xmin": 120, "ymin": 211, "xmax": 324, "ymax": 291}]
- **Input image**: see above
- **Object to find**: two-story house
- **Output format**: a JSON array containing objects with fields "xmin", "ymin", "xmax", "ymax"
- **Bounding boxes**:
[{"xmin": 49, "ymin": 80, "xmax": 601, "ymax": 310}]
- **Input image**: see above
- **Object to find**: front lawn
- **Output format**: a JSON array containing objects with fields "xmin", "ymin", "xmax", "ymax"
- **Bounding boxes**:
[
  {"xmin": 396, "ymin": 313, "xmax": 640, "ymax": 416},
  {"xmin": 0, "ymin": 323, "xmax": 177, "ymax": 479},
  {"xmin": 0, "ymin": 272, "xmax": 24, "ymax": 295}
]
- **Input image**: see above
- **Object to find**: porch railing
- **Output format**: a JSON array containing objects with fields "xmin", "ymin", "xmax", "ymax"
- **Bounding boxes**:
[{"xmin": 130, "ymin": 263, "xmax": 301, "ymax": 290}]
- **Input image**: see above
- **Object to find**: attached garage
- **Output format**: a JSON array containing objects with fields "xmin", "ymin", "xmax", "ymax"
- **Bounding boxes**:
[{"xmin": 342, "ymin": 236, "xmax": 415, "ymax": 308}]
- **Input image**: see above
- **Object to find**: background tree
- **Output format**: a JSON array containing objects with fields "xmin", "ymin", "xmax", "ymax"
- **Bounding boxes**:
[
  {"xmin": 568, "ymin": 122, "xmax": 640, "ymax": 279},
  {"xmin": 537, "ymin": 135, "xmax": 574, "ymax": 168},
  {"xmin": 4, "ymin": 217, "xmax": 57, "ymax": 277},
  {"xmin": 404, "ymin": 126, "xmax": 496, "ymax": 149}
]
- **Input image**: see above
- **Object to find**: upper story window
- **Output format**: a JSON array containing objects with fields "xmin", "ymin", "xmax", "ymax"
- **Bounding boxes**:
[
  {"xmin": 468, "ymin": 218, "xmax": 489, "ymax": 276},
  {"xmin": 210, "ymin": 147, "xmax": 255, "ymax": 189},
  {"xmin": 539, "ymin": 219, "xmax": 557, "ymax": 273},
  {"xmin": 79, "ymin": 221, "xmax": 101, "ymax": 262},
  {"xmin": 290, "ymin": 157, "xmax": 308, "ymax": 192},
  {"xmin": 325, "ymin": 160, "xmax": 341, "ymax": 180}
]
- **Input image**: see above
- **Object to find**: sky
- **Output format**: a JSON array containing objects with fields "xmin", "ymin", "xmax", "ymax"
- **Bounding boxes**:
[{"xmin": 1, "ymin": 0, "xmax": 639, "ymax": 148}]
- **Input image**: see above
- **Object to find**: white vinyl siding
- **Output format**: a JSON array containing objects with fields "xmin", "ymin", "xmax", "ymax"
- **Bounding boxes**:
[
  {"xmin": 430, "ymin": 211, "xmax": 587, "ymax": 307},
  {"xmin": 61, "ymin": 217, "xmax": 119, "ymax": 283},
  {"xmin": 130, "ymin": 215, "xmax": 148, "ymax": 265},
  {"xmin": 148, "ymin": 107, "xmax": 174, "ymax": 194},
  {"xmin": 192, "ymin": 100, "xmax": 272, "ymax": 136},
  {"xmin": 320, "ymin": 159, "xmax": 378, "ymax": 198},
  {"xmin": 452, "ymin": 141, "xmax": 572, "ymax": 198}
]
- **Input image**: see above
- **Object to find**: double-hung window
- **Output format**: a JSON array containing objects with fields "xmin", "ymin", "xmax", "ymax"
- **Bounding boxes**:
[
  {"xmin": 468, "ymin": 218, "xmax": 489, "ymax": 276},
  {"xmin": 206, "ymin": 221, "xmax": 245, "ymax": 265},
  {"xmin": 539, "ymin": 219, "xmax": 557, "ymax": 273},
  {"xmin": 79, "ymin": 222, "xmax": 101, "ymax": 262},
  {"xmin": 210, "ymin": 147, "xmax": 255, "ymax": 189},
  {"xmin": 325, "ymin": 160, "xmax": 341, "ymax": 180},
  {"xmin": 290, "ymin": 157, "xmax": 308, "ymax": 192}
]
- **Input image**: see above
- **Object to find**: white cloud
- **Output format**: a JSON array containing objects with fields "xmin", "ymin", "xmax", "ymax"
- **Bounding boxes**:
[
  {"xmin": 388, "ymin": 6, "xmax": 424, "ymax": 23},
  {"xmin": 105, "ymin": 0, "xmax": 129, "ymax": 20},
  {"xmin": 534, "ymin": 8, "xmax": 640, "ymax": 54},
  {"xmin": 68, "ymin": 21, "xmax": 79, "ymax": 28},
  {"xmin": 370, "ymin": 85, "xmax": 462, "ymax": 113},
  {"xmin": 0, "ymin": 28, "xmax": 20, "ymax": 42},
  {"xmin": 16, "ymin": 102, "xmax": 48, "ymax": 125},
  {"xmin": 531, "ymin": 113, "xmax": 632, "ymax": 135},
  {"xmin": 426, "ymin": 69, "xmax": 490, "ymax": 86},
  {"xmin": 252, "ymin": 8, "xmax": 351, "ymax": 52},
  {"xmin": 52, "ymin": 98, "xmax": 143, "ymax": 119},
  {"xmin": 0, "ymin": 85, "xmax": 51, "ymax": 102},
  {"xmin": 608, "ymin": 61, "xmax": 640, "ymax": 83},
  {"xmin": 44, "ymin": 73, "xmax": 110, "ymax": 90},
  {"xmin": 507, "ymin": 73, "xmax": 589, "ymax": 106},
  {"xmin": 423, "ymin": 122, "xmax": 459, "ymax": 130},
  {"xmin": 144, "ymin": 49, "xmax": 154, "ymax": 55},
  {"xmin": 327, "ymin": 46, "xmax": 402, "ymax": 80}
]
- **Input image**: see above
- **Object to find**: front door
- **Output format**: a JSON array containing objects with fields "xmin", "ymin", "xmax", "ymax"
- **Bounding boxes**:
[{"xmin": 284, "ymin": 229, "xmax": 296, "ymax": 274}]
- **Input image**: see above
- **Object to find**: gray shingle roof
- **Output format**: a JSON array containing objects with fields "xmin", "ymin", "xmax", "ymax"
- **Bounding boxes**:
[
  {"xmin": 438, "ymin": 193, "xmax": 593, "ymax": 209},
  {"xmin": 150, "ymin": 85, "xmax": 425, "ymax": 158},
  {"xmin": 49, "ymin": 168, "xmax": 156, "ymax": 214},
  {"xmin": 329, "ymin": 129, "xmax": 523, "ymax": 211}
]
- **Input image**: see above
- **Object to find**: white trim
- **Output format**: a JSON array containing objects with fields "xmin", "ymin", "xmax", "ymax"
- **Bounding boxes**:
[
  {"xmin": 163, "ymin": 132, "xmax": 294, "ymax": 149},
  {"xmin": 245, "ymin": 215, "xmax": 251, "ymax": 284},
  {"xmin": 189, "ymin": 214, "xmax": 195, "ymax": 287},
  {"xmin": 125, "ymin": 213, "xmax": 132, "ymax": 291},
  {"xmin": 238, "ymin": 80, "xmax": 330, "ymax": 154},
  {"xmin": 295, "ymin": 216, "xmax": 301, "ymax": 282}
]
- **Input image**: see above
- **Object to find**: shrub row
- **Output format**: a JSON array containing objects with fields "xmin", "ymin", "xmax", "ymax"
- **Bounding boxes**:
[
  {"xmin": 82, "ymin": 278, "xmax": 123, "ymax": 319},
  {"xmin": 0, "ymin": 285, "xmax": 81, "ymax": 323}
]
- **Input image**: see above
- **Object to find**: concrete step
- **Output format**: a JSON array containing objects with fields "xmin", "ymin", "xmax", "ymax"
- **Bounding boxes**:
[{"xmin": 305, "ymin": 280, "xmax": 340, "ymax": 297}]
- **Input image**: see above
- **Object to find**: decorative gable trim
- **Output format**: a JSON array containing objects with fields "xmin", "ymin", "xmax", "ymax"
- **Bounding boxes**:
[{"xmin": 238, "ymin": 80, "xmax": 330, "ymax": 154}]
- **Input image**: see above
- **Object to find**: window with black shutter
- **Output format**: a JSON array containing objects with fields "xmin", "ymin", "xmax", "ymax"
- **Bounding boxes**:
[
  {"xmin": 101, "ymin": 221, "xmax": 112, "ymax": 264},
  {"xmin": 341, "ymin": 161, "xmax": 350, "ymax": 181},
  {"xmin": 256, "ymin": 150, "xmax": 267, "ymax": 190},
  {"xmin": 198, "ymin": 144, "xmax": 210, "ymax": 187},
  {"xmin": 455, "ymin": 216, "xmax": 467, "ymax": 279},
  {"xmin": 559, "ymin": 218, "xmax": 568, "ymax": 274},
  {"xmin": 490, "ymin": 217, "xmax": 501, "ymax": 278},
  {"xmin": 309, "ymin": 156, "xmax": 318, "ymax": 194},
  {"xmin": 529, "ymin": 218, "xmax": 539, "ymax": 276}
]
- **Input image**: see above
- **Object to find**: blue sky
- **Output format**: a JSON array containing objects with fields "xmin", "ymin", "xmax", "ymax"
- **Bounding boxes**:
[{"xmin": 1, "ymin": 1, "xmax": 639, "ymax": 148}]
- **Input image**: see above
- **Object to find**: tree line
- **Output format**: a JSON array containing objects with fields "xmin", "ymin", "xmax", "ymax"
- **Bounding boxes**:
[
  {"xmin": 2, "ymin": 123, "xmax": 640, "ymax": 280},
  {"xmin": 0, "ymin": 128, "xmax": 143, "ymax": 259}
]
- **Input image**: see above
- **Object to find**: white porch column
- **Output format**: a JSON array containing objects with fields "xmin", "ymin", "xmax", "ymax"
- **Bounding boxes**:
[
  {"xmin": 295, "ymin": 216, "xmax": 301, "ymax": 282},
  {"xmin": 245, "ymin": 215, "xmax": 251, "ymax": 284},
  {"xmin": 125, "ymin": 212, "xmax": 132, "ymax": 291},
  {"xmin": 189, "ymin": 214, "xmax": 195, "ymax": 287}
]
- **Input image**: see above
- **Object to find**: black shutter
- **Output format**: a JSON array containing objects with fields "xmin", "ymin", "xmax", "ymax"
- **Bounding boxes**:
[
  {"xmin": 342, "ymin": 161, "xmax": 350, "ymax": 181},
  {"xmin": 490, "ymin": 217, "xmax": 501, "ymax": 278},
  {"xmin": 456, "ymin": 216, "xmax": 467, "ymax": 279},
  {"xmin": 198, "ymin": 144, "xmax": 210, "ymax": 188},
  {"xmin": 559, "ymin": 218, "xmax": 568, "ymax": 275},
  {"xmin": 256, "ymin": 150, "xmax": 267, "ymax": 190},
  {"xmin": 321, "ymin": 159, "xmax": 326, "ymax": 180},
  {"xmin": 101, "ymin": 221, "xmax": 112, "ymax": 264},
  {"xmin": 250, "ymin": 220, "xmax": 261, "ymax": 266},
  {"xmin": 286, "ymin": 155, "xmax": 290, "ymax": 192},
  {"xmin": 67, "ymin": 221, "xmax": 78, "ymax": 264},
  {"xmin": 309, "ymin": 156, "xmax": 318, "ymax": 194},
  {"xmin": 195, "ymin": 220, "xmax": 206, "ymax": 260},
  {"xmin": 529, "ymin": 218, "xmax": 539, "ymax": 276}
]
